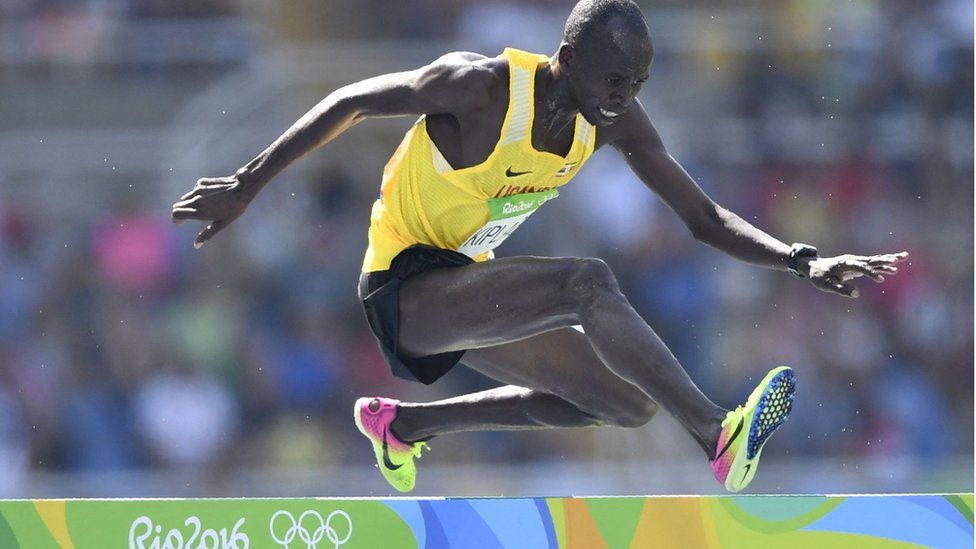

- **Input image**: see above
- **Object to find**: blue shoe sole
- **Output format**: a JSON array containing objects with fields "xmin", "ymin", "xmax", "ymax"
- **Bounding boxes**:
[{"xmin": 747, "ymin": 368, "xmax": 796, "ymax": 459}]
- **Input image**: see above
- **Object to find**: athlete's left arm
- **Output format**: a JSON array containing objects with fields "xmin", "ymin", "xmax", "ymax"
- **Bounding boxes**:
[{"xmin": 601, "ymin": 100, "xmax": 907, "ymax": 298}]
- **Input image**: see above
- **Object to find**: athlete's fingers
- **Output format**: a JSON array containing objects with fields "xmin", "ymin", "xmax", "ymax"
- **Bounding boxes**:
[
  {"xmin": 854, "ymin": 272, "xmax": 885, "ymax": 283},
  {"xmin": 172, "ymin": 195, "xmax": 203, "ymax": 210},
  {"xmin": 867, "ymin": 252, "xmax": 909, "ymax": 265},
  {"xmin": 180, "ymin": 187, "xmax": 201, "ymax": 201},
  {"xmin": 181, "ymin": 179, "xmax": 236, "ymax": 201},
  {"xmin": 838, "ymin": 260, "xmax": 873, "ymax": 275},
  {"xmin": 839, "ymin": 262, "xmax": 884, "ymax": 282},
  {"xmin": 839, "ymin": 271, "xmax": 877, "ymax": 282},
  {"xmin": 171, "ymin": 208, "xmax": 198, "ymax": 223},
  {"xmin": 194, "ymin": 219, "xmax": 228, "ymax": 249},
  {"xmin": 862, "ymin": 271, "xmax": 885, "ymax": 283},
  {"xmin": 180, "ymin": 187, "xmax": 232, "ymax": 205},
  {"xmin": 875, "ymin": 251, "xmax": 909, "ymax": 260},
  {"xmin": 865, "ymin": 257, "xmax": 896, "ymax": 267},
  {"xmin": 175, "ymin": 200, "xmax": 219, "ymax": 219}
]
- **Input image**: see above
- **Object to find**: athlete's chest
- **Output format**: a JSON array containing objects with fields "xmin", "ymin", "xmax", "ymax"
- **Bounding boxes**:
[
  {"xmin": 490, "ymin": 149, "xmax": 582, "ymax": 198},
  {"xmin": 426, "ymin": 96, "xmax": 576, "ymax": 170}
]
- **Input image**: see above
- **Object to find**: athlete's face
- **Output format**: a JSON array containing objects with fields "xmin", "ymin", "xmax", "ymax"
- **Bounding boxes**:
[{"xmin": 564, "ymin": 33, "xmax": 652, "ymax": 127}]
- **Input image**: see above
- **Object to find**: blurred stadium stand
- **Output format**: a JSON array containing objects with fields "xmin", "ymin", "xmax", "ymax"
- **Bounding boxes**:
[{"xmin": 0, "ymin": 0, "xmax": 971, "ymax": 496}]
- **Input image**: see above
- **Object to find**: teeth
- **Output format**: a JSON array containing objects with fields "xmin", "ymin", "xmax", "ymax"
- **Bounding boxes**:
[{"xmin": 600, "ymin": 108, "xmax": 620, "ymax": 118}]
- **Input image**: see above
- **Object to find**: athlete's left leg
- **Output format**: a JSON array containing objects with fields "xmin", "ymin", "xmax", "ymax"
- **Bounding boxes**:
[{"xmin": 391, "ymin": 326, "xmax": 662, "ymax": 441}]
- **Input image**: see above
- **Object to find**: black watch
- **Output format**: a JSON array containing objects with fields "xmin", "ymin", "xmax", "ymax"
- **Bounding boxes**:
[{"xmin": 787, "ymin": 243, "xmax": 818, "ymax": 278}]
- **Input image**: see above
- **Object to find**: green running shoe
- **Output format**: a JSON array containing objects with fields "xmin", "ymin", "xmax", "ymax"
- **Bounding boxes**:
[{"xmin": 710, "ymin": 366, "xmax": 796, "ymax": 492}]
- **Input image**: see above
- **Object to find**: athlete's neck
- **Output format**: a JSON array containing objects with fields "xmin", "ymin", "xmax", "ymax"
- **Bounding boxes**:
[{"xmin": 535, "ymin": 57, "xmax": 578, "ymax": 137}]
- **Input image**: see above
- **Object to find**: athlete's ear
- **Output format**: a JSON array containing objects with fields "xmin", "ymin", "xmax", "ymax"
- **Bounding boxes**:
[{"xmin": 557, "ymin": 43, "xmax": 574, "ymax": 69}]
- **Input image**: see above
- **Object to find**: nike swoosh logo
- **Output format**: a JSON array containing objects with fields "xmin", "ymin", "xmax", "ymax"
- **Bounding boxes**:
[
  {"xmin": 505, "ymin": 167, "xmax": 532, "ymax": 177},
  {"xmin": 382, "ymin": 427, "xmax": 404, "ymax": 471},
  {"xmin": 713, "ymin": 417, "xmax": 744, "ymax": 461},
  {"xmin": 741, "ymin": 463, "xmax": 752, "ymax": 483}
]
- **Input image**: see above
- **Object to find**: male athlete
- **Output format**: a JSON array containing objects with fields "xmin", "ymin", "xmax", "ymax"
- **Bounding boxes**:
[{"xmin": 172, "ymin": 0, "xmax": 907, "ymax": 493}]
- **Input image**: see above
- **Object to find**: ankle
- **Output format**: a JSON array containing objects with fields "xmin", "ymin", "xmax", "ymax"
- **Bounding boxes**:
[
  {"xmin": 390, "ymin": 411, "xmax": 432, "ymax": 444},
  {"xmin": 699, "ymin": 409, "xmax": 728, "ymax": 459},
  {"xmin": 389, "ymin": 414, "xmax": 413, "ymax": 442}
]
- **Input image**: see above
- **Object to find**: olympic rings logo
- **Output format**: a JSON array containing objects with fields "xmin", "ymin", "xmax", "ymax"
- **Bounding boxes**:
[{"xmin": 269, "ymin": 509, "xmax": 352, "ymax": 549}]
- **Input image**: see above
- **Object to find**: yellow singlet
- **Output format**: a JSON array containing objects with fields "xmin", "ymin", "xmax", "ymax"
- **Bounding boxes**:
[{"xmin": 361, "ymin": 48, "xmax": 598, "ymax": 273}]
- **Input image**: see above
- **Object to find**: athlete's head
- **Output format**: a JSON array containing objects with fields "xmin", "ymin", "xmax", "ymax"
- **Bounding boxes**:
[{"xmin": 558, "ymin": 0, "xmax": 653, "ymax": 126}]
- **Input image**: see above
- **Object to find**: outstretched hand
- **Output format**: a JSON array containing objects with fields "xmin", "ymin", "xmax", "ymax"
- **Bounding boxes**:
[
  {"xmin": 171, "ymin": 174, "xmax": 255, "ymax": 248},
  {"xmin": 804, "ymin": 251, "xmax": 909, "ymax": 298}
]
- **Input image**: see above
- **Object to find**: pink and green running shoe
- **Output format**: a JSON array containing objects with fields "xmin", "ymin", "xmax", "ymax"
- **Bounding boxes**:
[
  {"xmin": 354, "ymin": 397, "xmax": 429, "ymax": 493},
  {"xmin": 711, "ymin": 366, "xmax": 796, "ymax": 493}
]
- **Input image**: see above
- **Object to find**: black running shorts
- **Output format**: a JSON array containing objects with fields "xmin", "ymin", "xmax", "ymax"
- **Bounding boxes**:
[{"xmin": 358, "ymin": 245, "xmax": 475, "ymax": 385}]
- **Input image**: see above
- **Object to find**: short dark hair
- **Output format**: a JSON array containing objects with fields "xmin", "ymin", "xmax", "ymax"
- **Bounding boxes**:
[{"xmin": 563, "ymin": 0, "xmax": 649, "ymax": 49}]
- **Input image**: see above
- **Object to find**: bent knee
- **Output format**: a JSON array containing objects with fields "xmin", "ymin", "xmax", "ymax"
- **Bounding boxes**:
[{"xmin": 563, "ymin": 258, "xmax": 621, "ymax": 304}]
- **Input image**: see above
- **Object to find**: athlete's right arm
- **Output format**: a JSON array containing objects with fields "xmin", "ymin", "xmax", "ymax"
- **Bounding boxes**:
[{"xmin": 171, "ymin": 53, "xmax": 493, "ymax": 248}]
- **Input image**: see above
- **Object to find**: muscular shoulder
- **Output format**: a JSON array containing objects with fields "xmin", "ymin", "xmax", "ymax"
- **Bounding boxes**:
[{"xmin": 415, "ymin": 52, "xmax": 505, "ymax": 113}]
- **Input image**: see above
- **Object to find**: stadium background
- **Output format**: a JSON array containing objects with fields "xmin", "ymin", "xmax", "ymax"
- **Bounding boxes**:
[{"xmin": 0, "ymin": 0, "xmax": 971, "ymax": 497}]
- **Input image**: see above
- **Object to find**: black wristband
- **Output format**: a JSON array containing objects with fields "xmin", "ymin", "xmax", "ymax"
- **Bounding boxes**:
[{"xmin": 788, "ymin": 243, "xmax": 818, "ymax": 278}]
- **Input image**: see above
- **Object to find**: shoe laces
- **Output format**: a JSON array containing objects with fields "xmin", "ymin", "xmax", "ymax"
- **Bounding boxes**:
[
  {"xmin": 411, "ymin": 441, "xmax": 430, "ymax": 460},
  {"xmin": 723, "ymin": 406, "xmax": 743, "ymax": 429}
]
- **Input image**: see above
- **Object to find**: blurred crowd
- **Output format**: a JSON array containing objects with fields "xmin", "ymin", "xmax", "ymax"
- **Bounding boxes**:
[{"xmin": 0, "ymin": 0, "xmax": 971, "ymax": 495}]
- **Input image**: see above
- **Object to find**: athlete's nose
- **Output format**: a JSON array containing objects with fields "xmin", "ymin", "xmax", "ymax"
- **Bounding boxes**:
[{"xmin": 608, "ymin": 97, "xmax": 631, "ymax": 113}]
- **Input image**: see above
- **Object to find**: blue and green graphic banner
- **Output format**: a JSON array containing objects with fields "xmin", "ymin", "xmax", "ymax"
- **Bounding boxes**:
[{"xmin": 0, "ymin": 494, "xmax": 971, "ymax": 548}]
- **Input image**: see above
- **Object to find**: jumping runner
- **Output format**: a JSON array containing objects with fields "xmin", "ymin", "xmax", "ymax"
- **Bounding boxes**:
[{"xmin": 172, "ymin": 0, "xmax": 907, "ymax": 493}]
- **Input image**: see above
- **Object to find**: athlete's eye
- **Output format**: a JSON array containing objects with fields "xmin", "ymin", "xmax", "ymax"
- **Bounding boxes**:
[{"xmin": 605, "ymin": 76, "xmax": 622, "ymax": 87}]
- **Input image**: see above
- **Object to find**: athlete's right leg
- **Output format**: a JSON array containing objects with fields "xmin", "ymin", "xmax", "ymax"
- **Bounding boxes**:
[
  {"xmin": 391, "ymin": 326, "xmax": 661, "ymax": 442},
  {"xmin": 395, "ymin": 255, "xmax": 726, "ymax": 456}
]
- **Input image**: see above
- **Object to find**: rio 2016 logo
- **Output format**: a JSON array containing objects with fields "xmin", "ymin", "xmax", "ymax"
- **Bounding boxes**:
[
  {"xmin": 269, "ymin": 510, "xmax": 352, "ymax": 549},
  {"xmin": 128, "ymin": 516, "xmax": 248, "ymax": 549}
]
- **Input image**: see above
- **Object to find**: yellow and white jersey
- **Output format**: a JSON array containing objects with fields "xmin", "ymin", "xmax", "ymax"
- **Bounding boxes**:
[{"xmin": 362, "ymin": 48, "xmax": 597, "ymax": 273}]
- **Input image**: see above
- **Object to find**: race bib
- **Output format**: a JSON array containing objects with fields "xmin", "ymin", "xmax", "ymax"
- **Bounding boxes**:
[{"xmin": 456, "ymin": 189, "xmax": 558, "ymax": 258}]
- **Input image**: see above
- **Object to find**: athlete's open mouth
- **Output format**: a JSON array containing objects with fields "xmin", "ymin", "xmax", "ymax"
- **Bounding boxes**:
[{"xmin": 599, "ymin": 107, "xmax": 624, "ymax": 119}]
